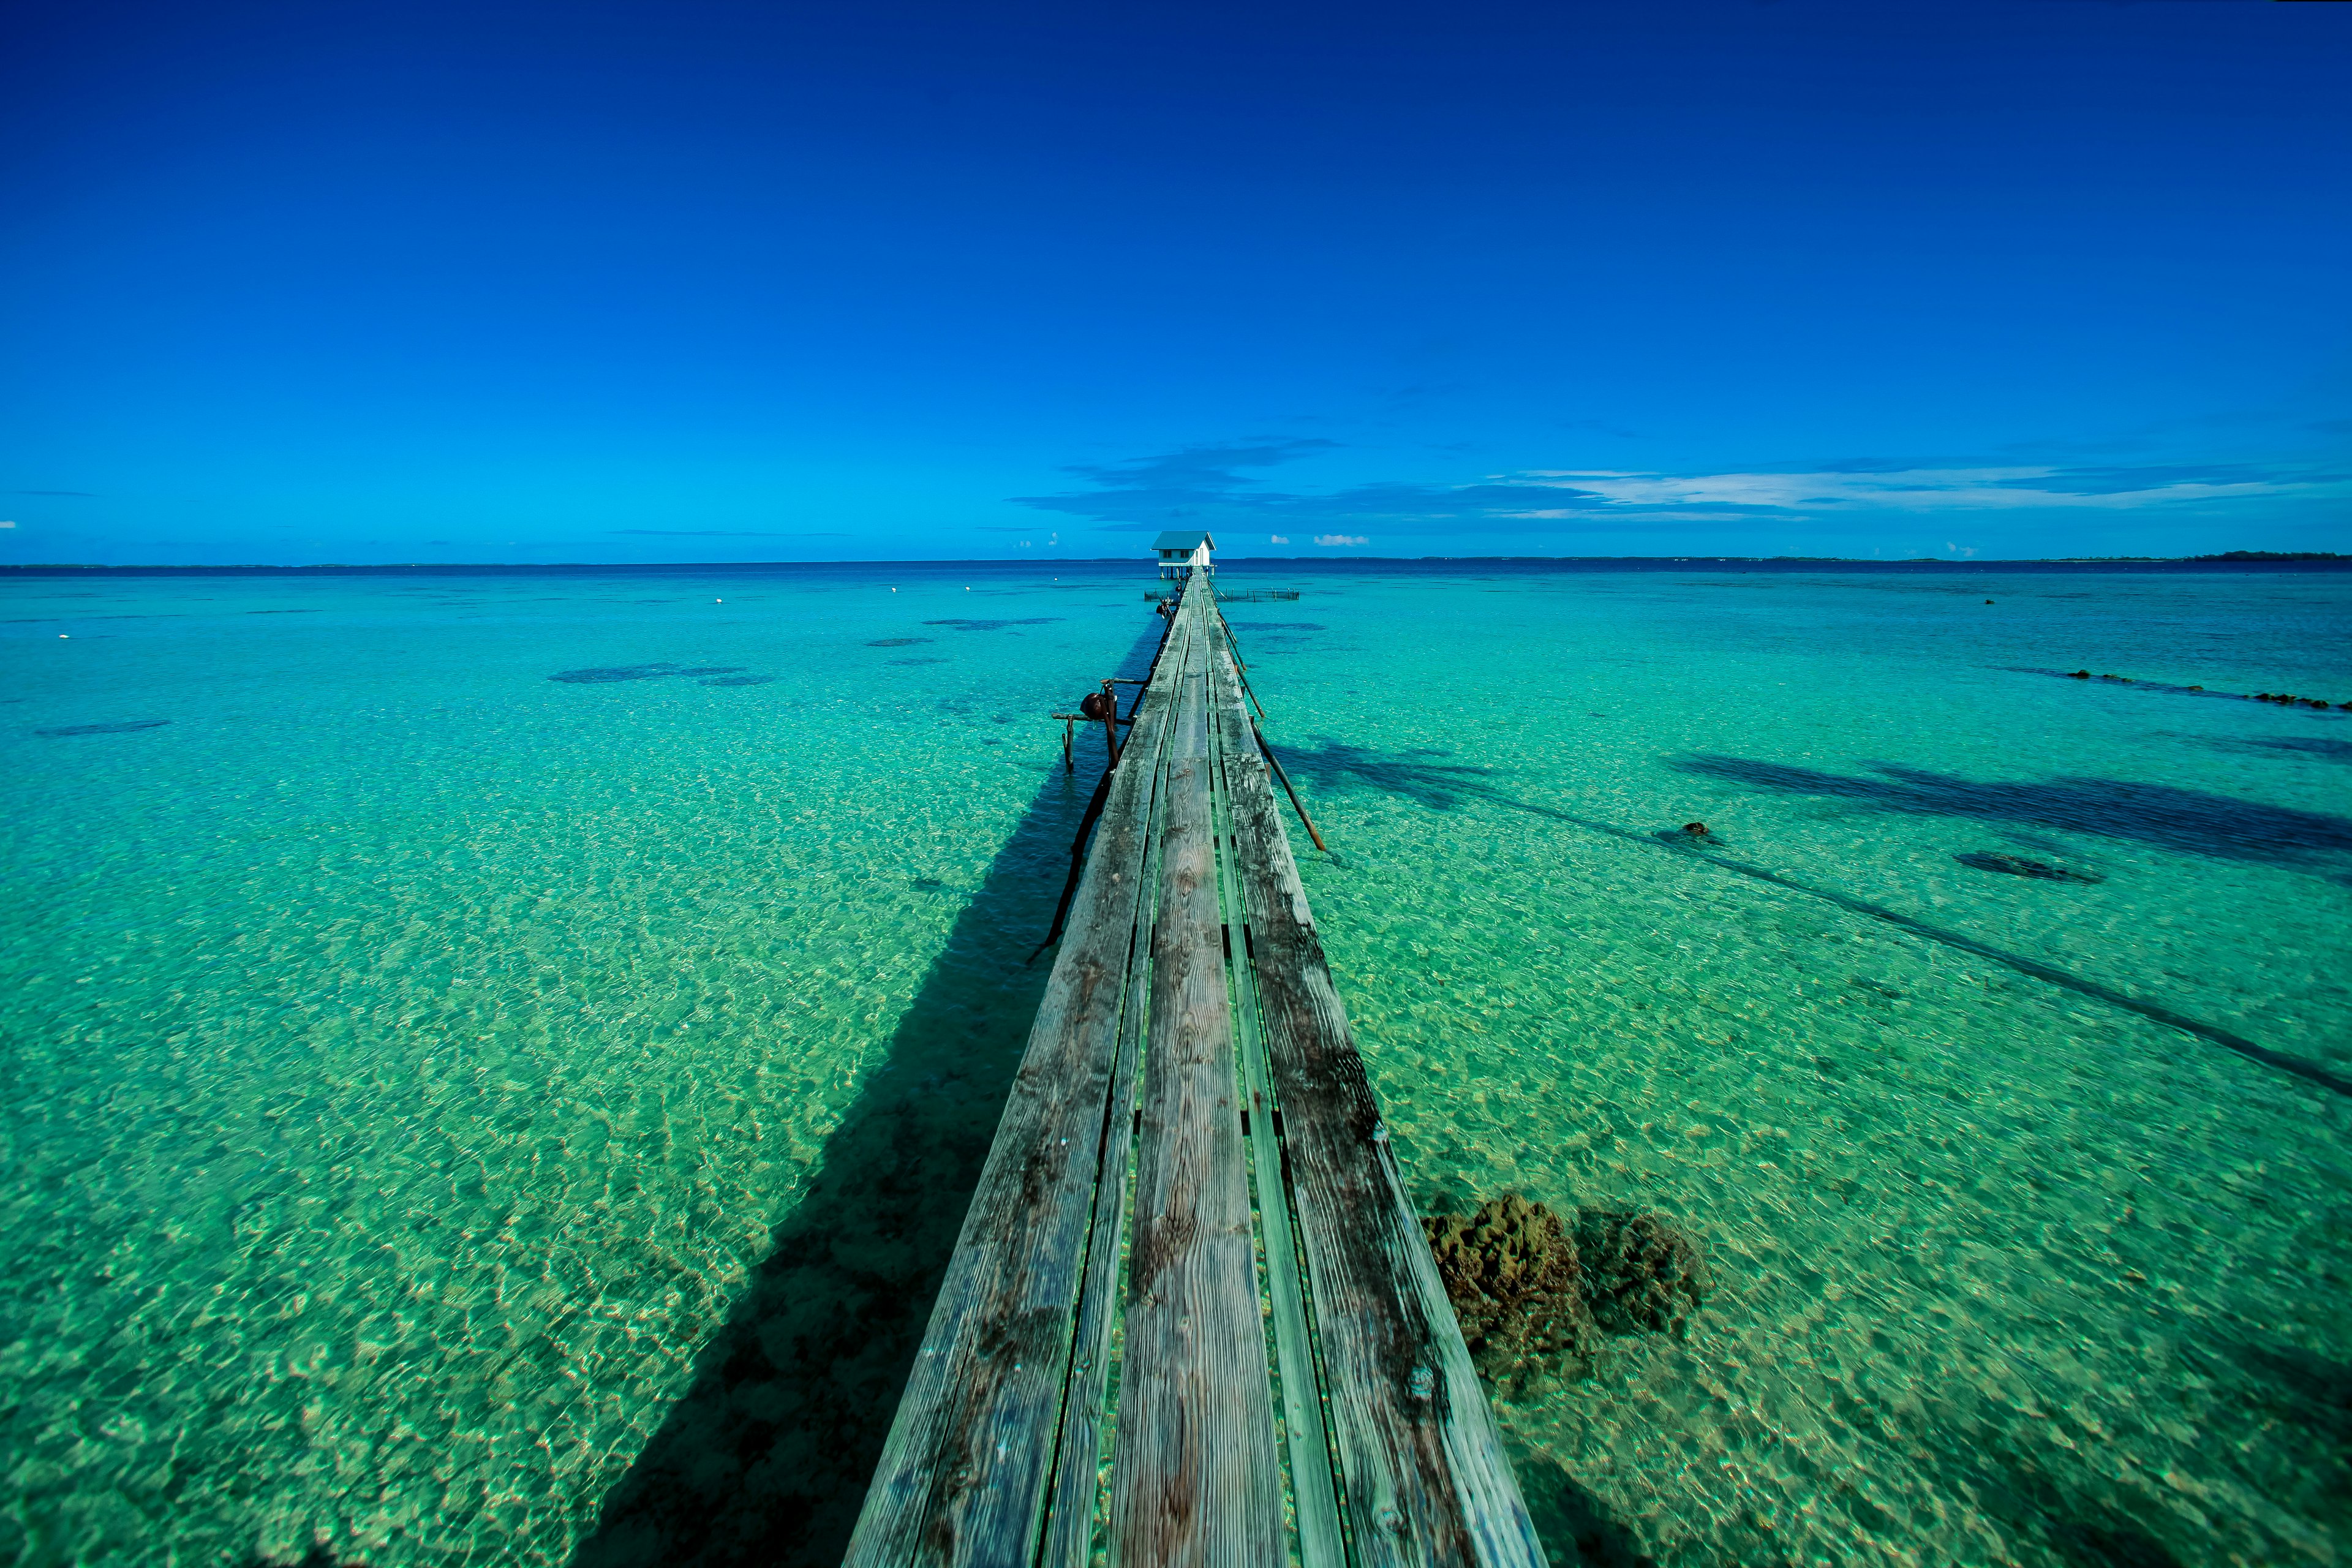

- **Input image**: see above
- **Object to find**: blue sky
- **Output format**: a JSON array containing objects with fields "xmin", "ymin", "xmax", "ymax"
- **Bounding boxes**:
[{"xmin": 4, "ymin": 0, "xmax": 2348, "ymax": 565}]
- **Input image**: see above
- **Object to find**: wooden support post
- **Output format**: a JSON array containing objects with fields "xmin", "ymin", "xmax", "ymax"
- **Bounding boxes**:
[
  {"xmin": 1252, "ymin": 719, "xmax": 1328, "ymax": 853},
  {"xmin": 1064, "ymin": 716, "xmax": 1075, "ymax": 774},
  {"xmin": 1096, "ymin": 681, "xmax": 1124, "ymax": 769}
]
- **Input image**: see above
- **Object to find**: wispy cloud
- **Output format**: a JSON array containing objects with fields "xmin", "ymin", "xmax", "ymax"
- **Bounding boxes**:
[
  {"xmin": 9, "ymin": 489, "xmax": 97, "ymax": 496},
  {"xmin": 1016, "ymin": 441, "xmax": 2350, "ymax": 538},
  {"xmin": 1512, "ymin": 461, "xmax": 2336, "ymax": 513},
  {"xmin": 611, "ymin": 529, "xmax": 850, "ymax": 537}
]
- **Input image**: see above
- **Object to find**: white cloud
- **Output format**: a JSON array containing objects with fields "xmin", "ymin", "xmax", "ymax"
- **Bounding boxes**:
[
  {"xmin": 1269, "ymin": 533, "xmax": 1289, "ymax": 544},
  {"xmin": 1314, "ymin": 533, "xmax": 1369, "ymax": 546},
  {"xmin": 1510, "ymin": 464, "xmax": 2304, "ymax": 513}
]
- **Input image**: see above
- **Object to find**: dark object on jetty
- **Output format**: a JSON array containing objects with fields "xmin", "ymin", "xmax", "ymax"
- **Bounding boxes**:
[
  {"xmin": 1080, "ymin": 682, "xmax": 1123, "ymax": 767},
  {"xmin": 1955, "ymin": 851, "xmax": 2105, "ymax": 884},
  {"xmin": 1576, "ymin": 1208, "xmax": 1712, "ymax": 1341},
  {"xmin": 1423, "ymin": 1196, "xmax": 1596, "ymax": 1368}
]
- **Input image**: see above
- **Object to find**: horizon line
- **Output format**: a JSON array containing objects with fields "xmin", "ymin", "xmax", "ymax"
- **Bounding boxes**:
[{"xmin": 3, "ymin": 551, "xmax": 2347, "ymax": 573}]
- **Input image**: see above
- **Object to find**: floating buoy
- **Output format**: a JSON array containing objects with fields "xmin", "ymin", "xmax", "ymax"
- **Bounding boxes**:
[
  {"xmin": 715, "ymin": 598, "xmax": 723, "ymax": 603},
  {"xmin": 1985, "ymin": 598, "xmax": 1994, "ymax": 605},
  {"xmin": 59, "ymin": 633, "xmax": 69, "ymax": 639}
]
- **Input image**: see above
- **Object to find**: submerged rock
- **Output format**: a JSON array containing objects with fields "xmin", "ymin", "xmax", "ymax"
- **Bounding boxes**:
[
  {"xmin": 1425, "ymin": 1195, "xmax": 1714, "ymax": 1375},
  {"xmin": 1422, "ymin": 1196, "xmax": 1595, "ymax": 1369},
  {"xmin": 1575, "ymin": 1207, "xmax": 1713, "ymax": 1341}
]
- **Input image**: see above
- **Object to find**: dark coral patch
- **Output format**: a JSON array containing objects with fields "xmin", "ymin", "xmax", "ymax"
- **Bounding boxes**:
[
  {"xmin": 1423, "ymin": 1196, "xmax": 1596, "ymax": 1370},
  {"xmin": 549, "ymin": 664, "xmax": 679, "ymax": 684},
  {"xmin": 701, "ymin": 676, "xmax": 773, "ymax": 687},
  {"xmin": 1425, "ymin": 1196, "xmax": 1711, "ymax": 1376},
  {"xmin": 1955, "ymin": 851, "xmax": 2104, "ymax": 884},
  {"xmin": 37, "ymin": 718, "xmax": 171, "ymax": 737},
  {"xmin": 549, "ymin": 663, "xmax": 751, "ymax": 684},
  {"xmin": 919, "ymin": 617, "xmax": 1065, "ymax": 631},
  {"xmin": 1576, "ymin": 1207, "xmax": 1712, "ymax": 1340},
  {"xmin": 867, "ymin": 637, "xmax": 933, "ymax": 647}
]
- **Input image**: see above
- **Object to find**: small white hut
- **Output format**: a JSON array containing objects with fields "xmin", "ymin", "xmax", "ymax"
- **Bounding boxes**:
[{"xmin": 1152, "ymin": 529, "xmax": 1215, "ymax": 584}]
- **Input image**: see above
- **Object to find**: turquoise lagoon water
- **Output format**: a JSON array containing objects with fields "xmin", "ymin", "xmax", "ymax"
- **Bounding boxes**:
[{"xmin": 2, "ymin": 562, "xmax": 2347, "ymax": 1568}]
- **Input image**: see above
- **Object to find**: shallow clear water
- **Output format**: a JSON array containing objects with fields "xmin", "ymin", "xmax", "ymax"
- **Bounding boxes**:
[{"xmin": 4, "ymin": 563, "xmax": 2347, "ymax": 1568}]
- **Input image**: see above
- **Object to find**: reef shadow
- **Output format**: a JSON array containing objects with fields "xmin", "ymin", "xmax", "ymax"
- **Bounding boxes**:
[
  {"xmin": 566, "ymin": 620, "xmax": 1161, "ymax": 1568},
  {"xmin": 1668, "ymin": 754, "xmax": 2352, "ymax": 869},
  {"xmin": 36, "ymin": 718, "xmax": 171, "ymax": 737}
]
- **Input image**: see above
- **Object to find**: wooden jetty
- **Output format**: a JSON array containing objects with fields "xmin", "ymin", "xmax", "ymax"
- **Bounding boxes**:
[{"xmin": 843, "ymin": 581, "xmax": 1547, "ymax": 1568}]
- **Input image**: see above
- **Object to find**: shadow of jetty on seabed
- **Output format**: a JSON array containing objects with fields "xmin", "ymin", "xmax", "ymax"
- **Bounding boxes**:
[
  {"xmin": 1262, "ymin": 737, "xmax": 2352, "ymax": 1101},
  {"xmin": 568, "ymin": 622, "xmax": 1163, "ymax": 1568}
]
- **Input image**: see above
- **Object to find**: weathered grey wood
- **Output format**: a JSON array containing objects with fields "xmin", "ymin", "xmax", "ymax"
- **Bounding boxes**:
[
  {"xmin": 1110, "ymin": 628, "xmax": 1284, "ymax": 1568},
  {"xmin": 1035, "ymin": 639, "xmax": 1184, "ymax": 1568},
  {"xmin": 842, "ymin": 607, "xmax": 1197, "ymax": 1568},
  {"xmin": 852, "ymin": 585, "xmax": 1546, "ymax": 1568},
  {"xmin": 1205, "ymin": 628, "xmax": 1550, "ymax": 1568},
  {"xmin": 1206, "ymin": 669, "xmax": 1349, "ymax": 1568}
]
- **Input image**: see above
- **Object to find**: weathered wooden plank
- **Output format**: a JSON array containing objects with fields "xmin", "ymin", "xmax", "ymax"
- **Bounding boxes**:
[
  {"xmin": 1110, "ymin": 626, "xmax": 1284, "ymax": 1568},
  {"xmin": 1034, "ymin": 644, "xmax": 1183, "ymax": 1568},
  {"xmin": 842, "ymin": 603, "xmax": 1198, "ymax": 1568},
  {"xmin": 1205, "ymin": 626, "xmax": 1549, "ymax": 1568},
  {"xmin": 1205, "ymin": 672, "xmax": 1349, "ymax": 1568}
]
